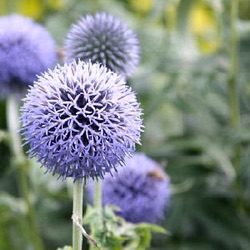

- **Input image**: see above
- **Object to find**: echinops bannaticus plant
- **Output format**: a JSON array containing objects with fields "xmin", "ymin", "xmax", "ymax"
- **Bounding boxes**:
[
  {"xmin": 87, "ymin": 153, "xmax": 170, "ymax": 223},
  {"xmin": 0, "ymin": 14, "xmax": 57, "ymax": 97},
  {"xmin": 20, "ymin": 60, "xmax": 143, "ymax": 181},
  {"xmin": 64, "ymin": 12, "xmax": 140, "ymax": 77}
]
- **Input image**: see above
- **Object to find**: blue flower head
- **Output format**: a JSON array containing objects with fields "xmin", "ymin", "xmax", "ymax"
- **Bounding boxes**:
[
  {"xmin": 0, "ymin": 14, "xmax": 57, "ymax": 97},
  {"xmin": 64, "ymin": 12, "xmax": 140, "ymax": 77},
  {"xmin": 20, "ymin": 60, "xmax": 143, "ymax": 181},
  {"xmin": 87, "ymin": 153, "xmax": 171, "ymax": 223}
]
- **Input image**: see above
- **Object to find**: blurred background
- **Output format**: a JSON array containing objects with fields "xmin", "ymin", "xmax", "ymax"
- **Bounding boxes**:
[{"xmin": 1, "ymin": 0, "xmax": 250, "ymax": 249}]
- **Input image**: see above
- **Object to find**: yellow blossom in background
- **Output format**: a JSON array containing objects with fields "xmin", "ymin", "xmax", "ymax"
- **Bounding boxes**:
[
  {"xmin": 0, "ymin": 0, "xmax": 65, "ymax": 20},
  {"xmin": 16, "ymin": 0, "xmax": 44, "ymax": 20},
  {"xmin": 190, "ymin": 2, "xmax": 220, "ymax": 54},
  {"xmin": 129, "ymin": 0, "xmax": 152, "ymax": 16}
]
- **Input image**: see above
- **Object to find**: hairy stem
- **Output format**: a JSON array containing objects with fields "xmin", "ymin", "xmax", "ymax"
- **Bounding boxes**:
[
  {"xmin": 72, "ymin": 180, "xmax": 84, "ymax": 250},
  {"xmin": 89, "ymin": 180, "xmax": 103, "ymax": 250}
]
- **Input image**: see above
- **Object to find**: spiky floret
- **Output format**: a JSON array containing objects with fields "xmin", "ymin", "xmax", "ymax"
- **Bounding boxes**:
[
  {"xmin": 0, "ymin": 14, "xmax": 57, "ymax": 97},
  {"xmin": 20, "ymin": 60, "xmax": 143, "ymax": 181},
  {"xmin": 87, "ymin": 153, "xmax": 170, "ymax": 223},
  {"xmin": 64, "ymin": 12, "xmax": 140, "ymax": 77}
]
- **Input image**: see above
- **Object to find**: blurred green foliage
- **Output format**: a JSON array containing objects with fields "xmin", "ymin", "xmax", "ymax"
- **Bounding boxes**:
[
  {"xmin": 1, "ymin": 0, "xmax": 250, "ymax": 249},
  {"xmin": 83, "ymin": 205, "xmax": 166, "ymax": 250}
]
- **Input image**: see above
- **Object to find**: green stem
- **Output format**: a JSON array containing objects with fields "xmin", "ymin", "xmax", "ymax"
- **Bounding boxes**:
[
  {"xmin": 94, "ymin": 180, "xmax": 102, "ymax": 217},
  {"xmin": 6, "ymin": 95, "xmax": 25, "ymax": 163},
  {"xmin": 73, "ymin": 180, "xmax": 84, "ymax": 250},
  {"xmin": 226, "ymin": 0, "xmax": 245, "ymax": 212},
  {"xmin": 227, "ymin": 0, "xmax": 240, "ymax": 130},
  {"xmin": 89, "ymin": 180, "xmax": 103, "ymax": 250},
  {"xmin": 6, "ymin": 94, "xmax": 45, "ymax": 250},
  {"xmin": 227, "ymin": 0, "xmax": 241, "ymax": 175}
]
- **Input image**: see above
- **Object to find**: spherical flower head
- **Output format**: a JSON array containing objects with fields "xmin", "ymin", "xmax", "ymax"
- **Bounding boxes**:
[
  {"xmin": 87, "ymin": 153, "xmax": 170, "ymax": 223},
  {"xmin": 64, "ymin": 12, "xmax": 140, "ymax": 77},
  {"xmin": 0, "ymin": 14, "xmax": 57, "ymax": 97},
  {"xmin": 20, "ymin": 60, "xmax": 143, "ymax": 181}
]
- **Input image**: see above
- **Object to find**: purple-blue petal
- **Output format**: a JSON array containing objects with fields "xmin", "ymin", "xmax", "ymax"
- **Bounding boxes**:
[{"xmin": 20, "ymin": 60, "xmax": 143, "ymax": 181}]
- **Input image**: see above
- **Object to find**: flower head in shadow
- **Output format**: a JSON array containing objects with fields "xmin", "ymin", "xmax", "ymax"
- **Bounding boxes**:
[
  {"xmin": 0, "ymin": 14, "xmax": 57, "ymax": 97},
  {"xmin": 64, "ymin": 12, "xmax": 140, "ymax": 77},
  {"xmin": 21, "ymin": 60, "xmax": 143, "ymax": 181},
  {"xmin": 87, "ymin": 153, "xmax": 170, "ymax": 223}
]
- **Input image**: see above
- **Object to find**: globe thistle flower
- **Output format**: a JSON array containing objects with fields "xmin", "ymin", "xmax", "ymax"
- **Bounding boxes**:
[
  {"xmin": 0, "ymin": 14, "xmax": 57, "ymax": 97},
  {"xmin": 20, "ymin": 60, "xmax": 143, "ymax": 181},
  {"xmin": 64, "ymin": 12, "xmax": 140, "ymax": 77},
  {"xmin": 87, "ymin": 153, "xmax": 170, "ymax": 223}
]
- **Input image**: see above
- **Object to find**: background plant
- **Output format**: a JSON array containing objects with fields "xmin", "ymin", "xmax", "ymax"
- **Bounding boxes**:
[{"xmin": 1, "ymin": 0, "xmax": 250, "ymax": 249}]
